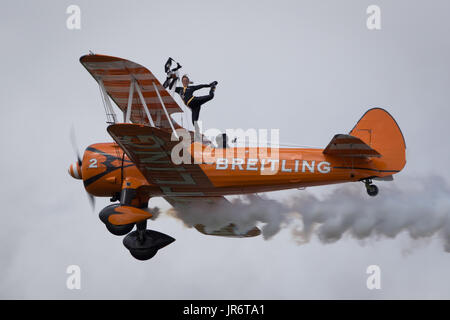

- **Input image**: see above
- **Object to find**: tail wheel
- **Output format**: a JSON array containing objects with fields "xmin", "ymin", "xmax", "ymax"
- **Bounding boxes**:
[
  {"xmin": 366, "ymin": 184, "xmax": 379, "ymax": 197},
  {"xmin": 363, "ymin": 179, "xmax": 379, "ymax": 197}
]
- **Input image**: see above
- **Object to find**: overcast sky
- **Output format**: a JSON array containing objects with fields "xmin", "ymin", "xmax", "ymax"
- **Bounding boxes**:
[{"xmin": 1, "ymin": 0, "xmax": 450, "ymax": 299}]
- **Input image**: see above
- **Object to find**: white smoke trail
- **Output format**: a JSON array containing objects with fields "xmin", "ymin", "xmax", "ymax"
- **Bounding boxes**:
[{"xmin": 167, "ymin": 176, "xmax": 450, "ymax": 251}]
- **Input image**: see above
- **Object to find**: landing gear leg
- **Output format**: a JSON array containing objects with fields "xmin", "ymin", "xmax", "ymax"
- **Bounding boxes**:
[
  {"xmin": 136, "ymin": 220, "xmax": 147, "ymax": 244},
  {"xmin": 123, "ymin": 220, "xmax": 175, "ymax": 261},
  {"xmin": 363, "ymin": 179, "xmax": 379, "ymax": 197}
]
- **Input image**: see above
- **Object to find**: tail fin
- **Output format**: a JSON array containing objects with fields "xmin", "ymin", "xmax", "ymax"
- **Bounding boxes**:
[{"xmin": 350, "ymin": 108, "xmax": 406, "ymax": 172}]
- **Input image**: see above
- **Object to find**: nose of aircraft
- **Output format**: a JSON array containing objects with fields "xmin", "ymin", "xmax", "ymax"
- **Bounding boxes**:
[{"xmin": 68, "ymin": 162, "xmax": 82, "ymax": 179}]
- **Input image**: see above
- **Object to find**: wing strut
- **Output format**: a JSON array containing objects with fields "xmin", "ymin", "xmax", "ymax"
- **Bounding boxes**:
[
  {"xmin": 125, "ymin": 79, "xmax": 135, "ymax": 123},
  {"xmin": 152, "ymin": 82, "xmax": 178, "ymax": 139},
  {"xmin": 98, "ymin": 78, "xmax": 117, "ymax": 124},
  {"xmin": 135, "ymin": 81, "xmax": 156, "ymax": 127}
]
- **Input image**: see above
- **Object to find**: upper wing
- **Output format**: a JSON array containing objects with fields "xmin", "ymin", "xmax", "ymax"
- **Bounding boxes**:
[
  {"xmin": 107, "ymin": 123, "xmax": 213, "ymax": 196},
  {"xmin": 164, "ymin": 196, "xmax": 261, "ymax": 238},
  {"xmin": 323, "ymin": 134, "xmax": 381, "ymax": 158},
  {"xmin": 80, "ymin": 54, "xmax": 182, "ymax": 129}
]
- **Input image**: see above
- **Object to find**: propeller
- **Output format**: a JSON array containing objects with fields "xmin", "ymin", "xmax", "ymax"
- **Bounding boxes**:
[
  {"xmin": 87, "ymin": 193, "xmax": 95, "ymax": 211},
  {"xmin": 70, "ymin": 126, "xmax": 82, "ymax": 167},
  {"xmin": 70, "ymin": 125, "xmax": 96, "ymax": 211}
]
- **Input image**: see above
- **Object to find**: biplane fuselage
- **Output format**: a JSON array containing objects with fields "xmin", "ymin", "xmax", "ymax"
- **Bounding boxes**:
[{"xmin": 79, "ymin": 141, "xmax": 398, "ymax": 199}]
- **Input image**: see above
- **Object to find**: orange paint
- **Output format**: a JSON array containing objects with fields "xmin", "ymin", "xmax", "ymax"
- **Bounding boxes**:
[{"xmin": 108, "ymin": 205, "xmax": 152, "ymax": 226}]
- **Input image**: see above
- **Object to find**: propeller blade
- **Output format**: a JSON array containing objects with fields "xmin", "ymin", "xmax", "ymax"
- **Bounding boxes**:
[
  {"xmin": 70, "ymin": 125, "xmax": 94, "ymax": 211},
  {"xmin": 70, "ymin": 125, "xmax": 82, "ymax": 166},
  {"xmin": 87, "ymin": 192, "xmax": 95, "ymax": 211}
]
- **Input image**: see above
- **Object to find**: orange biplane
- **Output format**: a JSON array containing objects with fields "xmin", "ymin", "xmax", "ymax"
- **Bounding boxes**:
[{"xmin": 69, "ymin": 53, "xmax": 406, "ymax": 260}]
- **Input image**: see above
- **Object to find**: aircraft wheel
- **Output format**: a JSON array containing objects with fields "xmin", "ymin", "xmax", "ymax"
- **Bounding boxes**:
[
  {"xmin": 129, "ymin": 248, "xmax": 158, "ymax": 261},
  {"xmin": 99, "ymin": 204, "xmax": 135, "ymax": 236},
  {"xmin": 123, "ymin": 229, "xmax": 175, "ymax": 261},
  {"xmin": 366, "ymin": 184, "xmax": 379, "ymax": 197},
  {"xmin": 105, "ymin": 223, "xmax": 134, "ymax": 236}
]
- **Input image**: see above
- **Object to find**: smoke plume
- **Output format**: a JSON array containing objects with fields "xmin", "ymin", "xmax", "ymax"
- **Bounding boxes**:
[{"xmin": 167, "ymin": 176, "xmax": 450, "ymax": 251}]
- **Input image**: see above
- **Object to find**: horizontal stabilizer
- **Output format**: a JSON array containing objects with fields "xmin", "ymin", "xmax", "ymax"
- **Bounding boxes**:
[
  {"xmin": 195, "ymin": 224, "xmax": 261, "ymax": 238},
  {"xmin": 323, "ymin": 134, "xmax": 381, "ymax": 158},
  {"xmin": 164, "ymin": 196, "xmax": 261, "ymax": 238},
  {"xmin": 374, "ymin": 175, "xmax": 394, "ymax": 181}
]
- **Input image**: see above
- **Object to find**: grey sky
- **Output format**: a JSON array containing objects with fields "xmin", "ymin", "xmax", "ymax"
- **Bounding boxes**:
[{"xmin": 1, "ymin": 0, "xmax": 450, "ymax": 299}]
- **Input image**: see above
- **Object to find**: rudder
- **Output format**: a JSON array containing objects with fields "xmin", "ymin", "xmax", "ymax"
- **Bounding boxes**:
[{"xmin": 350, "ymin": 108, "xmax": 406, "ymax": 172}]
